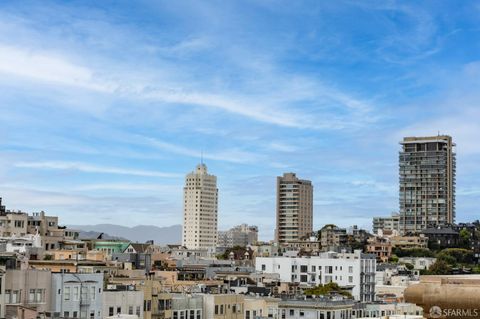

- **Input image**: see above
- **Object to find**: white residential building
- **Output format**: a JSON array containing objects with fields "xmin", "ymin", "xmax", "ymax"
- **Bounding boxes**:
[
  {"xmin": 51, "ymin": 273, "xmax": 104, "ymax": 319},
  {"xmin": 256, "ymin": 250, "xmax": 376, "ymax": 302},
  {"xmin": 182, "ymin": 163, "xmax": 218, "ymax": 251},
  {"xmin": 103, "ymin": 285, "xmax": 144, "ymax": 319},
  {"xmin": 398, "ymin": 257, "xmax": 437, "ymax": 270},
  {"xmin": 0, "ymin": 233, "xmax": 42, "ymax": 254},
  {"xmin": 278, "ymin": 298, "xmax": 354, "ymax": 319}
]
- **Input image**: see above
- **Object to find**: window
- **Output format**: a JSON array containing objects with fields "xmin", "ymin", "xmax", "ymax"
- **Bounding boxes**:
[
  {"xmin": 73, "ymin": 312, "xmax": 78, "ymax": 318},
  {"xmin": 215, "ymin": 305, "xmax": 219, "ymax": 315},
  {"xmin": 81, "ymin": 287, "xmax": 87, "ymax": 301},
  {"xmin": 109, "ymin": 307, "xmax": 114, "ymax": 316},
  {"xmin": 290, "ymin": 310, "xmax": 294, "ymax": 316},
  {"xmin": 73, "ymin": 287, "xmax": 79, "ymax": 301},
  {"xmin": 64, "ymin": 287, "xmax": 71, "ymax": 301},
  {"xmin": 196, "ymin": 310, "xmax": 201, "ymax": 319},
  {"xmin": 136, "ymin": 307, "xmax": 141, "ymax": 316},
  {"xmin": 246, "ymin": 310, "xmax": 250, "ymax": 319},
  {"xmin": 349, "ymin": 276, "xmax": 353, "ymax": 283},
  {"xmin": 300, "ymin": 275, "xmax": 307, "ymax": 282},
  {"xmin": 117, "ymin": 307, "xmax": 121, "ymax": 314},
  {"xmin": 173, "ymin": 311, "xmax": 178, "ymax": 319},
  {"xmin": 90, "ymin": 286, "xmax": 95, "ymax": 300},
  {"xmin": 300, "ymin": 265, "xmax": 308, "ymax": 272},
  {"xmin": 36, "ymin": 289, "xmax": 44, "ymax": 303},
  {"xmin": 159, "ymin": 299, "xmax": 171, "ymax": 311},
  {"xmin": 64, "ymin": 312, "xmax": 69, "ymax": 318},
  {"xmin": 349, "ymin": 266, "xmax": 353, "ymax": 273},
  {"xmin": 12, "ymin": 290, "xmax": 20, "ymax": 304},
  {"xmin": 261, "ymin": 264, "xmax": 266, "ymax": 271},
  {"xmin": 90, "ymin": 311, "xmax": 94, "ymax": 319},
  {"xmin": 29, "ymin": 289, "xmax": 35, "ymax": 302},
  {"xmin": 189, "ymin": 310, "xmax": 195, "ymax": 319},
  {"xmin": 300, "ymin": 311, "xmax": 305, "ymax": 317},
  {"xmin": 129, "ymin": 306, "xmax": 133, "ymax": 315}
]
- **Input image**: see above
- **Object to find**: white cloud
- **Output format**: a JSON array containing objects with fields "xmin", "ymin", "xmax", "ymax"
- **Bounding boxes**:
[
  {"xmin": 395, "ymin": 107, "xmax": 480, "ymax": 157},
  {"xmin": 0, "ymin": 187, "xmax": 86, "ymax": 208},
  {"xmin": 74, "ymin": 183, "xmax": 179, "ymax": 192},
  {"xmin": 140, "ymin": 136, "xmax": 262, "ymax": 164},
  {"xmin": 14, "ymin": 161, "xmax": 181, "ymax": 178},
  {"xmin": 266, "ymin": 142, "xmax": 298, "ymax": 153},
  {"xmin": 0, "ymin": 43, "xmax": 313, "ymax": 128},
  {"xmin": 0, "ymin": 38, "xmax": 376, "ymax": 130},
  {"xmin": 351, "ymin": 180, "xmax": 396, "ymax": 195},
  {"xmin": 0, "ymin": 186, "xmax": 181, "ymax": 226},
  {"xmin": 0, "ymin": 45, "xmax": 114, "ymax": 92}
]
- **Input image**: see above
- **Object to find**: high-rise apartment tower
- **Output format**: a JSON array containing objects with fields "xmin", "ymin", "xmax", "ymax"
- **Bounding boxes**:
[
  {"xmin": 399, "ymin": 135, "xmax": 456, "ymax": 234},
  {"xmin": 275, "ymin": 172, "xmax": 313, "ymax": 244},
  {"xmin": 182, "ymin": 163, "xmax": 218, "ymax": 250}
]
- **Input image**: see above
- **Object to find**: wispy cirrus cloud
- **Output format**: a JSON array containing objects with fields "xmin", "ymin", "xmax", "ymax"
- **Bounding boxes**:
[
  {"xmin": 0, "ymin": 41, "xmax": 375, "ymax": 130},
  {"xmin": 0, "ymin": 45, "xmax": 114, "ymax": 92},
  {"xmin": 0, "ymin": 2, "xmax": 378, "ymax": 132},
  {"xmin": 0, "ymin": 186, "xmax": 180, "ymax": 225},
  {"xmin": 73, "ymin": 183, "xmax": 178, "ymax": 192},
  {"xmin": 139, "ymin": 136, "xmax": 263, "ymax": 164},
  {"xmin": 14, "ymin": 161, "xmax": 181, "ymax": 178}
]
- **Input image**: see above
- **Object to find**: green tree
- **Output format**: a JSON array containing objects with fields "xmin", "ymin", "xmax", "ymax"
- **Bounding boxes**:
[
  {"xmin": 459, "ymin": 229, "xmax": 471, "ymax": 249},
  {"xmin": 393, "ymin": 247, "xmax": 434, "ymax": 258},
  {"xmin": 403, "ymin": 262, "xmax": 414, "ymax": 270},
  {"xmin": 436, "ymin": 253, "xmax": 456, "ymax": 266},
  {"xmin": 437, "ymin": 248, "xmax": 474, "ymax": 265},
  {"xmin": 428, "ymin": 260, "xmax": 452, "ymax": 275},
  {"xmin": 303, "ymin": 282, "xmax": 352, "ymax": 298},
  {"xmin": 388, "ymin": 255, "xmax": 399, "ymax": 263}
]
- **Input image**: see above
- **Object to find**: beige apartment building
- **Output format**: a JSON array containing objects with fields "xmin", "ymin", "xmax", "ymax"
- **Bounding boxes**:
[
  {"xmin": 399, "ymin": 135, "xmax": 456, "ymax": 234},
  {"xmin": 244, "ymin": 297, "xmax": 279, "ymax": 319},
  {"xmin": 182, "ymin": 163, "xmax": 218, "ymax": 251},
  {"xmin": 275, "ymin": 173, "xmax": 313, "ymax": 244},
  {"xmin": 0, "ymin": 212, "xmax": 28, "ymax": 237},
  {"xmin": 202, "ymin": 294, "xmax": 244, "ymax": 319}
]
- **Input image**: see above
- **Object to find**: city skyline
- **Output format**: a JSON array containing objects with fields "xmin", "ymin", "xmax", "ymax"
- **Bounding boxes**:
[{"xmin": 1, "ymin": 1, "xmax": 480, "ymax": 240}]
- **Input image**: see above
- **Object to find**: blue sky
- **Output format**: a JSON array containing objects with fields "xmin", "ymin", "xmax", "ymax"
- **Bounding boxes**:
[{"xmin": 1, "ymin": 1, "xmax": 480, "ymax": 240}]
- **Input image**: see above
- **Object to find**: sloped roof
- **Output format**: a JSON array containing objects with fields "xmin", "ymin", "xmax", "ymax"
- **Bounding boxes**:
[{"xmin": 125, "ymin": 243, "xmax": 151, "ymax": 253}]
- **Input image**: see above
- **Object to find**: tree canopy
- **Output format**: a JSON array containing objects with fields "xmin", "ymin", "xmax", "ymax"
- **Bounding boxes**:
[{"xmin": 303, "ymin": 282, "xmax": 353, "ymax": 298}]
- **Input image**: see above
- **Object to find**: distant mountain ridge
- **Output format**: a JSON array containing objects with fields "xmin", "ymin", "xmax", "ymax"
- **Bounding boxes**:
[{"xmin": 67, "ymin": 224, "xmax": 182, "ymax": 245}]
